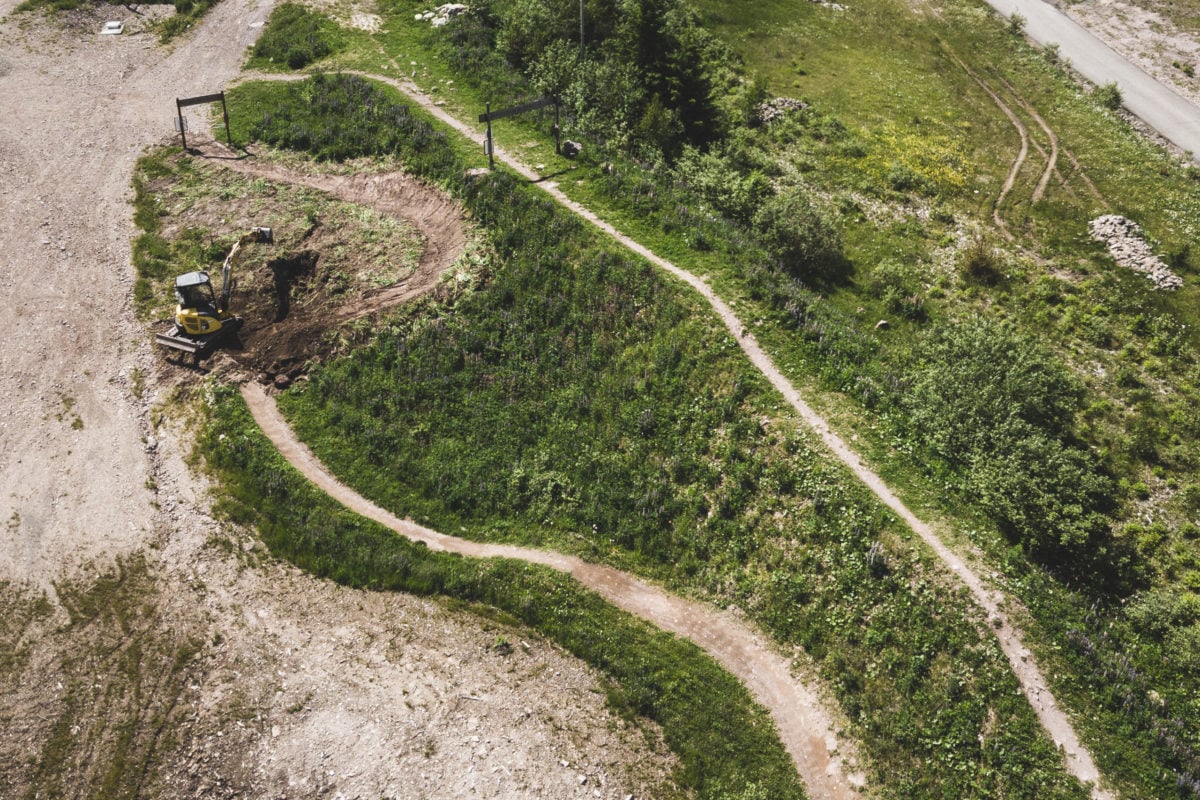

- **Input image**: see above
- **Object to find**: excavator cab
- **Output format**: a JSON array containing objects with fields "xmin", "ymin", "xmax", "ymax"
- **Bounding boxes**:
[{"xmin": 173, "ymin": 271, "xmax": 224, "ymax": 335}]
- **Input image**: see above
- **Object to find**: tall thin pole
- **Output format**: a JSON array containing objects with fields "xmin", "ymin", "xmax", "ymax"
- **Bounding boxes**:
[{"xmin": 220, "ymin": 92, "xmax": 233, "ymax": 146}]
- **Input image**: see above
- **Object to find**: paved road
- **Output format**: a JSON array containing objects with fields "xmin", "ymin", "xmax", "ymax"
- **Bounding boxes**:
[{"xmin": 984, "ymin": 0, "xmax": 1200, "ymax": 160}]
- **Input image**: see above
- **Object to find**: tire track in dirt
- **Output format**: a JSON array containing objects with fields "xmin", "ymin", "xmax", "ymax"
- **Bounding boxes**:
[
  {"xmin": 241, "ymin": 382, "xmax": 865, "ymax": 800},
  {"xmin": 343, "ymin": 70, "xmax": 1113, "ymax": 798},
  {"xmin": 944, "ymin": 51, "xmax": 1027, "ymax": 239},
  {"xmin": 1001, "ymin": 77, "xmax": 1059, "ymax": 202}
]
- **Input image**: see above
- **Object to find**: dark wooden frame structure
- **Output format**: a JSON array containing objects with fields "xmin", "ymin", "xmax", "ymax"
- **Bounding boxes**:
[
  {"xmin": 175, "ymin": 91, "xmax": 233, "ymax": 151},
  {"xmin": 478, "ymin": 96, "xmax": 560, "ymax": 169}
]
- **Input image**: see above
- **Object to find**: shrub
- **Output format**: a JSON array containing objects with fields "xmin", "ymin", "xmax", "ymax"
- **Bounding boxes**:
[
  {"xmin": 959, "ymin": 234, "xmax": 1004, "ymax": 284},
  {"xmin": 1094, "ymin": 82, "xmax": 1123, "ymax": 111},
  {"xmin": 752, "ymin": 186, "xmax": 841, "ymax": 280},
  {"xmin": 251, "ymin": 3, "xmax": 343, "ymax": 70},
  {"xmin": 904, "ymin": 319, "xmax": 1116, "ymax": 563}
]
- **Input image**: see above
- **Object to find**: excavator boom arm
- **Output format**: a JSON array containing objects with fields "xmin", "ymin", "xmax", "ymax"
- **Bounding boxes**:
[{"xmin": 219, "ymin": 226, "xmax": 273, "ymax": 312}]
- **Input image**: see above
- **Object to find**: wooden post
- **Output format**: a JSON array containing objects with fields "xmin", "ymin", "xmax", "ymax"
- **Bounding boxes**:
[
  {"xmin": 553, "ymin": 100, "xmax": 561, "ymax": 155},
  {"xmin": 220, "ymin": 91, "xmax": 233, "ymax": 146},
  {"xmin": 485, "ymin": 103, "xmax": 494, "ymax": 170},
  {"xmin": 175, "ymin": 98, "xmax": 187, "ymax": 151}
]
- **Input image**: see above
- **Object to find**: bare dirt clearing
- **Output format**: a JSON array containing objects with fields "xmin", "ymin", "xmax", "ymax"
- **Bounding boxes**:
[{"xmin": 145, "ymin": 143, "xmax": 470, "ymax": 379}]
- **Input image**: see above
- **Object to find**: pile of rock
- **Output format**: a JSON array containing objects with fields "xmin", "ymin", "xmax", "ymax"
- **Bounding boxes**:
[
  {"xmin": 415, "ymin": 3, "xmax": 468, "ymax": 27},
  {"xmin": 1088, "ymin": 214, "xmax": 1182, "ymax": 290},
  {"xmin": 757, "ymin": 96, "xmax": 809, "ymax": 125}
]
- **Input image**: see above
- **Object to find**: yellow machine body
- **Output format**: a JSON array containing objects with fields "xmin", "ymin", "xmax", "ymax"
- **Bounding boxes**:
[{"xmin": 172, "ymin": 271, "xmax": 233, "ymax": 335}]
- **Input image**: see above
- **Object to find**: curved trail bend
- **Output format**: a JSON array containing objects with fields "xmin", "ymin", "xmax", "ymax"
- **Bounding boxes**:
[
  {"xmin": 204, "ymin": 151, "xmax": 468, "ymax": 321},
  {"xmin": 336, "ymin": 69, "xmax": 1112, "ymax": 798},
  {"xmin": 241, "ymin": 382, "xmax": 864, "ymax": 800}
]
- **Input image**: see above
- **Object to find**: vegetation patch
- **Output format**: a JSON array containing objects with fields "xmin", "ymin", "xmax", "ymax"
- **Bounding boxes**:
[
  {"xmin": 227, "ymin": 74, "xmax": 459, "ymax": 169},
  {"xmin": 249, "ymin": 3, "xmax": 345, "ymax": 71}
]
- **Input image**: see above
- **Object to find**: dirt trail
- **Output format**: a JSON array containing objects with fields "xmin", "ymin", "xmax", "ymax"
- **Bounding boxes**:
[
  {"xmin": 356, "ymin": 70, "xmax": 1113, "ymax": 798},
  {"xmin": 944, "ymin": 51, "xmax": 1027, "ymax": 238},
  {"xmin": 241, "ymin": 381, "xmax": 865, "ymax": 800},
  {"xmin": 1001, "ymin": 78, "xmax": 1059, "ymax": 202}
]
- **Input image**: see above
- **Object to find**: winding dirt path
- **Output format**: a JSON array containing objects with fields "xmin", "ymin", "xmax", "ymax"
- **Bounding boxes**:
[
  {"xmin": 330, "ymin": 69, "xmax": 1113, "ymax": 798},
  {"xmin": 241, "ymin": 382, "xmax": 865, "ymax": 800}
]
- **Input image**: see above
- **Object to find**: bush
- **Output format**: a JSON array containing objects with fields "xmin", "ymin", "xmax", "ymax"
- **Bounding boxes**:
[
  {"xmin": 905, "ymin": 319, "xmax": 1116, "ymax": 562},
  {"xmin": 752, "ymin": 186, "xmax": 841, "ymax": 280},
  {"xmin": 959, "ymin": 234, "xmax": 1004, "ymax": 284},
  {"xmin": 251, "ymin": 3, "xmax": 343, "ymax": 71},
  {"xmin": 1094, "ymin": 82, "xmax": 1123, "ymax": 112}
]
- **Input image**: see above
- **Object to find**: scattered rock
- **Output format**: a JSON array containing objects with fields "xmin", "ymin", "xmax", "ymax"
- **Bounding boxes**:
[
  {"xmin": 874, "ymin": 319, "xmax": 890, "ymax": 330},
  {"xmin": 273, "ymin": 374, "xmax": 291, "ymax": 390},
  {"xmin": 757, "ymin": 96, "xmax": 809, "ymax": 125},
  {"xmin": 421, "ymin": 3, "xmax": 468, "ymax": 27},
  {"xmin": 1088, "ymin": 214, "xmax": 1182, "ymax": 289}
]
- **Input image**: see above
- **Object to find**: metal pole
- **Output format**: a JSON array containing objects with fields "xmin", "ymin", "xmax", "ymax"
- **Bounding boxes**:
[{"xmin": 485, "ymin": 103, "xmax": 494, "ymax": 170}]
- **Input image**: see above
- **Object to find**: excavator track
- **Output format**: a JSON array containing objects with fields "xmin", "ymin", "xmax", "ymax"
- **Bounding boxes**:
[{"xmin": 155, "ymin": 317, "xmax": 243, "ymax": 365}]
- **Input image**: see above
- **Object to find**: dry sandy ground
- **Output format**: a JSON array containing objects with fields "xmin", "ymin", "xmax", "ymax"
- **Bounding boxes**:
[
  {"xmin": 0, "ymin": 3, "xmax": 677, "ymax": 797},
  {"xmin": 1062, "ymin": 0, "xmax": 1200, "ymax": 111}
]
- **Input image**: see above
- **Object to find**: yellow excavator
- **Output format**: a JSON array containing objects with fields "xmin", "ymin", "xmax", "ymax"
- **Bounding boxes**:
[{"xmin": 155, "ymin": 226, "xmax": 273, "ymax": 364}]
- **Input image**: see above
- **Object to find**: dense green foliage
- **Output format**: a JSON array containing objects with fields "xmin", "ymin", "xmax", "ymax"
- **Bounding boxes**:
[
  {"xmin": 902, "ymin": 320, "xmax": 1116, "ymax": 565},
  {"xmin": 199, "ymin": 384, "xmax": 805, "ymax": 800},
  {"xmin": 752, "ymin": 187, "xmax": 842, "ymax": 282},
  {"xmin": 402, "ymin": 0, "xmax": 745, "ymax": 158},
  {"xmin": 228, "ymin": 75, "xmax": 459, "ymax": 166},
  {"xmin": 250, "ymin": 3, "xmax": 343, "ymax": 70}
]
